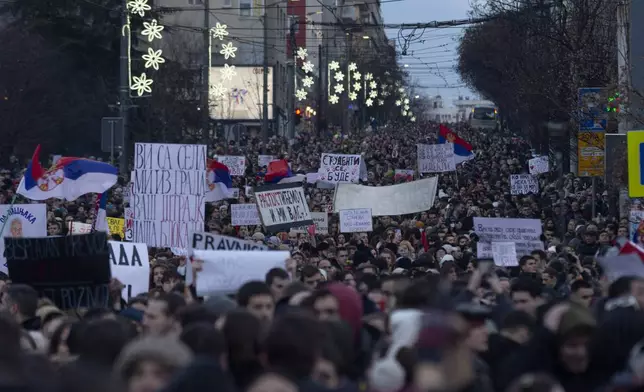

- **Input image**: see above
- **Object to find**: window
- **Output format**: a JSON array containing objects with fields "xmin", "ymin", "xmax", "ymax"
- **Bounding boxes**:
[
  {"xmin": 222, "ymin": 0, "xmax": 231, "ymax": 6},
  {"xmin": 187, "ymin": 0, "xmax": 203, "ymax": 4},
  {"xmin": 240, "ymin": 0, "xmax": 251, "ymax": 16}
]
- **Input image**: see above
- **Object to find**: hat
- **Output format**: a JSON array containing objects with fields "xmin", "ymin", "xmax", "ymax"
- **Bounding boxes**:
[
  {"xmin": 558, "ymin": 304, "xmax": 596, "ymax": 337},
  {"xmin": 440, "ymin": 254, "xmax": 455, "ymax": 265},
  {"xmin": 392, "ymin": 267, "xmax": 407, "ymax": 275},
  {"xmin": 36, "ymin": 305, "xmax": 63, "ymax": 323},
  {"xmin": 268, "ymin": 236, "xmax": 281, "ymax": 247},
  {"xmin": 251, "ymin": 232, "xmax": 265, "ymax": 241}
]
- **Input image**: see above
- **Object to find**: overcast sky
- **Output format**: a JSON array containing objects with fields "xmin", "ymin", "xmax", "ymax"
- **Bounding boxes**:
[{"xmin": 382, "ymin": 0, "xmax": 476, "ymax": 102}]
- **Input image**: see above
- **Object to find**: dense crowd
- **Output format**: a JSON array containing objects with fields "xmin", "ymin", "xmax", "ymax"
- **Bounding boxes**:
[{"xmin": 1, "ymin": 121, "xmax": 642, "ymax": 392}]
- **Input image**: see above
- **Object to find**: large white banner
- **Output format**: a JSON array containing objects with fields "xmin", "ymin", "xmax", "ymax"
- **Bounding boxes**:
[
  {"xmin": 0, "ymin": 204, "xmax": 47, "ymax": 274},
  {"xmin": 417, "ymin": 144, "xmax": 456, "ymax": 173},
  {"xmin": 132, "ymin": 143, "xmax": 207, "ymax": 248},
  {"xmin": 192, "ymin": 232, "xmax": 268, "ymax": 251},
  {"xmin": 194, "ymin": 250, "xmax": 289, "ymax": 295},
  {"xmin": 474, "ymin": 217, "xmax": 544, "ymax": 258},
  {"xmin": 333, "ymin": 178, "xmax": 438, "ymax": 216},
  {"xmin": 319, "ymin": 154, "xmax": 362, "ymax": 183},
  {"xmin": 109, "ymin": 241, "xmax": 150, "ymax": 300}
]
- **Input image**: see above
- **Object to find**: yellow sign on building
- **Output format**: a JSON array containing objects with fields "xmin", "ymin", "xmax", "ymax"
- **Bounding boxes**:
[
  {"xmin": 577, "ymin": 131, "xmax": 605, "ymax": 177},
  {"xmin": 627, "ymin": 131, "xmax": 644, "ymax": 197}
]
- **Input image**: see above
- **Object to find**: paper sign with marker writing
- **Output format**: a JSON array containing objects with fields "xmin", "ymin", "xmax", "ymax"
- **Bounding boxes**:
[
  {"xmin": 475, "ymin": 217, "xmax": 543, "ymax": 259},
  {"xmin": 528, "ymin": 156, "xmax": 549, "ymax": 175},
  {"xmin": 491, "ymin": 242, "xmax": 518, "ymax": 267},
  {"xmin": 510, "ymin": 174, "xmax": 539, "ymax": 195},
  {"xmin": 132, "ymin": 143, "xmax": 207, "ymax": 248},
  {"xmin": 231, "ymin": 204, "xmax": 262, "ymax": 226},
  {"xmin": 319, "ymin": 154, "xmax": 362, "ymax": 183},
  {"xmin": 69, "ymin": 222, "xmax": 92, "ymax": 234},
  {"xmin": 254, "ymin": 183, "xmax": 313, "ymax": 231},
  {"xmin": 5, "ymin": 232, "xmax": 111, "ymax": 309},
  {"xmin": 109, "ymin": 241, "xmax": 149, "ymax": 300},
  {"xmin": 215, "ymin": 155, "xmax": 246, "ymax": 176},
  {"xmin": 194, "ymin": 250, "xmax": 290, "ymax": 295},
  {"xmin": 340, "ymin": 208, "xmax": 373, "ymax": 233},
  {"xmin": 107, "ymin": 217, "xmax": 125, "ymax": 240},
  {"xmin": 0, "ymin": 204, "xmax": 47, "ymax": 275},
  {"xmin": 192, "ymin": 232, "xmax": 268, "ymax": 251},
  {"xmin": 291, "ymin": 212, "xmax": 329, "ymax": 234},
  {"xmin": 258, "ymin": 155, "xmax": 276, "ymax": 167},
  {"xmin": 417, "ymin": 144, "xmax": 455, "ymax": 173}
]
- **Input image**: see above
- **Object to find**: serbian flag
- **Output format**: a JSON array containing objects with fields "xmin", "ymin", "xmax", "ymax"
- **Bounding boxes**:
[
  {"xmin": 438, "ymin": 124, "xmax": 474, "ymax": 165},
  {"xmin": 93, "ymin": 192, "xmax": 108, "ymax": 232},
  {"xmin": 619, "ymin": 240, "xmax": 644, "ymax": 263},
  {"xmin": 265, "ymin": 159, "xmax": 304, "ymax": 184},
  {"xmin": 205, "ymin": 160, "xmax": 233, "ymax": 202},
  {"xmin": 17, "ymin": 145, "xmax": 118, "ymax": 201}
]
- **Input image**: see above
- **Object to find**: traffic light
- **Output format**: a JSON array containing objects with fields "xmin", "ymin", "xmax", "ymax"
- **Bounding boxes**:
[{"xmin": 295, "ymin": 108, "xmax": 302, "ymax": 125}]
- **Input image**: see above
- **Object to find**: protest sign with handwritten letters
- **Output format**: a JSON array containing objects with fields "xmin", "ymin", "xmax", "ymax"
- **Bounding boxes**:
[
  {"xmin": 216, "ymin": 155, "xmax": 246, "ymax": 176},
  {"xmin": 231, "ymin": 204, "xmax": 262, "ymax": 226},
  {"xmin": 254, "ymin": 183, "xmax": 313, "ymax": 231},
  {"xmin": 132, "ymin": 143, "xmax": 207, "ymax": 248},
  {"xmin": 528, "ymin": 156, "xmax": 549, "ymax": 175},
  {"xmin": 491, "ymin": 242, "xmax": 518, "ymax": 267},
  {"xmin": 319, "ymin": 154, "xmax": 361, "ymax": 183},
  {"xmin": 340, "ymin": 208, "xmax": 373, "ymax": 233},
  {"xmin": 474, "ymin": 217, "xmax": 543, "ymax": 259},
  {"xmin": 417, "ymin": 144, "xmax": 456, "ymax": 173},
  {"xmin": 109, "ymin": 241, "xmax": 149, "ymax": 300},
  {"xmin": 107, "ymin": 218, "xmax": 125, "ymax": 239},
  {"xmin": 510, "ymin": 174, "xmax": 539, "ymax": 195},
  {"xmin": 291, "ymin": 212, "xmax": 329, "ymax": 234},
  {"xmin": 0, "ymin": 204, "xmax": 47, "ymax": 275}
]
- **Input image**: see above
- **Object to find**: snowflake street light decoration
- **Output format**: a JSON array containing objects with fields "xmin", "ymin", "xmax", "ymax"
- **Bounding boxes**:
[
  {"xmin": 329, "ymin": 61, "xmax": 340, "ymax": 71},
  {"xmin": 211, "ymin": 83, "xmax": 227, "ymax": 99},
  {"xmin": 127, "ymin": 0, "xmax": 151, "ymax": 17},
  {"xmin": 365, "ymin": 98, "xmax": 373, "ymax": 107},
  {"xmin": 220, "ymin": 42, "xmax": 238, "ymax": 59},
  {"xmin": 395, "ymin": 100, "xmax": 402, "ymax": 106},
  {"xmin": 131, "ymin": 73, "xmax": 153, "ymax": 96},
  {"xmin": 329, "ymin": 94, "xmax": 339, "ymax": 104},
  {"xmin": 353, "ymin": 72, "xmax": 361, "ymax": 80},
  {"xmin": 302, "ymin": 61, "xmax": 314, "ymax": 73},
  {"xmin": 334, "ymin": 72, "xmax": 345, "ymax": 82},
  {"xmin": 353, "ymin": 82, "xmax": 362, "ymax": 91},
  {"xmin": 302, "ymin": 76, "xmax": 314, "ymax": 88},
  {"xmin": 378, "ymin": 99, "xmax": 384, "ymax": 106},
  {"xmin": 219, "ymin": 64, "xmax": 237, "ymax": 81},
  {"xmin": 365, "ymin": 73, "xmax": 373, "ymax": 81},
  {"xmin": 404, "ymin": 104, "xmax": 410, "ymax": 111},
  {"xmin": 369, "ymin": 81, "xmax": 377, "ymax": 90},
  {"xmin": 142, "ymin": 19, "xmax": 164, "ymax": 42},
  {"xmin": 211, "ymin": 23, "xmax": 229, "ymax": 41},
  {"xmin": 142, "ymin": 48, "xmax": 165, "ymax": 70},
  {"xmin": 369, "ymin": 90, "xmax": 378, "ymax": 99},
  {"xmin": 349, "ymin": 92, "xmax": 358, "ymax": 101},
  {"xmin": 296, "ymin": 47, "xmax": 308, "ymax": 61},
  {"xmin": 348, "ymin": 63, "xmax": 358, "ymax": 72},
  {"xmin": 334, "ymin": 84, "xmax": 345, "ymax": 94},
  {"xmin": 402, "ymin": 110, "xmax": 408, "ymax": 116},
  {"xmin": 411, "ymin": 116, "xmax": 416, "ymax": 122},
  {"xmin": 295, "ymin": 89, "xmax": 308, "ymax": 101}
]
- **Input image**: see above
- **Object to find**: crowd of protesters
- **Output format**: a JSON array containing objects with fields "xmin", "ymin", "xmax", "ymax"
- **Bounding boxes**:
[{"xmin": 0, "ymin": 121, "xmax": 642, "ymax": 392}]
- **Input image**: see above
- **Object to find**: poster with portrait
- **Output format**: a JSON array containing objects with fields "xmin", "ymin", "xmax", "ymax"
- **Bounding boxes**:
[{"xmin": 0, "ymin": 204, "xmax": 47, "ymax": 274}]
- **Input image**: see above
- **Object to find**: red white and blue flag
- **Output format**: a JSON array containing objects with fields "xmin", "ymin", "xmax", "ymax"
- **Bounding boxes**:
[
  {"xmin": 438, "ymin": 124, "xmax": 474, "ymax": 165},
  {"xmin": 205, "ymin": 159, "xmax": 233, "ymax": 202}
]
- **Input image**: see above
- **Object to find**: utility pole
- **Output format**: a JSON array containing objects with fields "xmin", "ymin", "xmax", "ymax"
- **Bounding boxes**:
[
  {"xmin": 287, "ymin": 19, "xmax": 297, "ymax": 141},
  {"xmin": 262, "ymin": 5, "xmax": 270, "ymax": 152},
  {"xmin": 342, "ymin": 31, "xmax": 352, "ymax": 135},
  {"xmin": 203, "ymin": 0, "xmax": 211, "ymax": 143},
  {"xmin": 317, "ymin": 43, "xmax": 324, "ymax": 136},
  {"xmin": 119, "ymin": 0, "xmax": 129, "ymax": 172}
]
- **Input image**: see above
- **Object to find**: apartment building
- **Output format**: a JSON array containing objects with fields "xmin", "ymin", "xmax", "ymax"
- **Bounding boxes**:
[{"xmin": 158, "ymin": 0, "xmax": 289, "ymax": 133}]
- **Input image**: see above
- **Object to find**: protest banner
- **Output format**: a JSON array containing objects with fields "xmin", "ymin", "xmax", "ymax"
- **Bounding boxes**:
[
  {"xmin": 194, "ymin": 250, "xmax": 289, "ymax": 295},
  {"xmin": 334, "ymin": 178, "xmax": 438, "ymax": 216},
  {"xmin": 0, "ymin": 204, "xmax": 47, "ymax": 274},
  {"xmin": 528, "ymin": 156, "xmax": 549, "ymax": 175},
  {"xmin": 69, "ymin": 222, "xmax": 92, "ymax": 234},
  {"xmin": 491, "ymin": 242, "xmax": 518, "ymax": 267},
  {"xmin": 231, "ymin": 204, "xmax": 262, "ymax": 226},
  {"xmin": 215, "ymin": 155, "xmax": 246, "ymax": 176},
  {"xmin": 318, "ymin": 153, "xmax": 361, "ymax": 183},
  {"xmin": 291, "ymin": 212, "xmax": 329, "ymax": 234},
  {"xmin": 254, "ymin": 183, "xmax": 313, "ymax": 231},
  {"xmin": 598, "ymin": 254, "xmax": 644, "ymax": 282},
  {"xmin": 258, "ymin": 155, "xmax": 276, "ymax": 168},
  {"xmin": 124, "ymin": 207, "xmax": 134, "ymax": 241},
  {"xmin": 510, "ymin": 174, "xmax": 539, "ymax": 195},
  {"xmin": 107, "ymin": 217, "xmax": 125, "ymax": 240},
  {"xmin": 192, "ymin": 232, "xmax": 268, "ymax": 251},
  {"xmin": 132, "ymin": 143, "xmax": 207, "ymax": 248},
  {"xmin": 394, "ymin": 169, "xmax": 414, "ymax": 181},
  {"xmin": 417, "ymin": 144, "xmax": 456, "ymax": 173},
  {"xmin": 340, "ymin": 208, "xmax": 373, "ymax": 233},
  {"xmin": 5, "ymin": 232, "xmax": 111, "ymax": 309},
  {"xmin": 109, "ymin": 241, "xmax": 149, "ymax": 300},
  {"xmin": 474, "ymin": 217, "xmax": 544, "ymax": 259}
]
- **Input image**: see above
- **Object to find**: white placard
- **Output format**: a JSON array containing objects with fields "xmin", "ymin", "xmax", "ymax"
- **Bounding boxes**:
[
  {"xmin": 124, "ymin": 207, "xmax": 134, "ymax": 241},
  {"xmin": 194, "ymin": 250, "xmax": 289, "ymax": 295},
  {"xmin": 417, "ymin": 144, "xmax": 456, "ymax": 173},
  {"xmin": 192, "ymin": 232, "xmax": 268, "ymax": 251},
  {"xmin": 318, "ymin": 153, "xmax": 362, "ymax": 183},
  {"xmin": 231, "ymin": 204, "xmax": 262, "ymax": 226},
  {"xmin": 258, "ymin": 155, "xmax": 276, "ymax": 167},
  {"xmin": 109, "ymin": 241, "xmax": 150, "ymax": 300},
  {"xmin": 340, "ymin": 208, "xmax": 373, "ymax": 233},
  {"xmin": 491, "ymin": 242, "xmax": 518, "ymax": 267},
  {"xmin": 0, "ymin": 204, "xmax": 47, "ymax": 274},
  {"xmin": 510, "ymin": 174, "xmax": 539, "ymax": 195},
  {"xmin": 69, "ymin": 222, "xmax": 92, "ymax": 234},
  {"xmin": 132, "ymin": 143, "xmax": 207, "ymax": 248},
  {"xmin": 474, "ymin": 217, "xmax": 544, "ymax": 259},
  {"xmin": 334, "ymin": 178, "xmax": 438, "ymax": 216},
  {"xmin": 254, "ymin": 183, "xmax": 313, "ymax": 231},
  {"xmin": 291, "ymin": 212, "xmax": 329, "ymax": 234},
  {"xmin": 528, "ymin": 156, "xmax": 549, "ymax": 175},
  {"xmin": 215, "ymin": 155, "xmax": 246, "ymax": 176}
]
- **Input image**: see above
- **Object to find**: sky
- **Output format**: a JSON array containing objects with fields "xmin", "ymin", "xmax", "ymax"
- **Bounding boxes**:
[{"xmin": 382, "ymin": 0, "xmax": 476, "ymax": 102}]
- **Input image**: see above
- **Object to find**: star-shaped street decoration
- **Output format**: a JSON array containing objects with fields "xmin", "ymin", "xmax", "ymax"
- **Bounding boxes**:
[
  {"xmin": 142, "ymin": 19, "xmax": 164, "ymax": 42},
  {"xmin": 329, "ymin": 94, "xmax": 339, "ymax": 104},
  {"xmin": 404, "ymin": 98, "xmax": 410, "ymax": 105},
  {"xmin": 295, "ymin": 89, "xmax": 308, "ymax": 101},
  {"xmin": 369, "ymin": 90, "xmax": 378, "ymax": 99},
  {"xmin": 142, "ymin": 48, "xmax": 165, "ymax": 70},
  {"xmin": 210, "ymin": 23, "xmax": 229, "ymax": 41},
  {"xmin": 220, "ymin": 64, "xmax": 237, "ymax": 81},
  {"xmin": 302, "ymin": 76, "xmax": 314, "ymax": 88},
  {"xmin": 348, "ymin": 92, "xmax": 357, "ymax": 101},
  {"xmin": 378, "ymin": 99, "xmax": 385, "ymax": 106},
  {"xmin": 296, "ymin": 47, "xmax": 308, "ymax": 60},
  {"xmin": 365, "ymin": 98, "xmax": 373, "ymax": 107},
  {"xmin": 302, "ymin": 61, "xmax": 314, "ymax": 73},
  {"xmin": 211, "ymin": 83, "xmax": 227, "ymax": 99},
  {"xmin": 353, "ymin": 72, "xmax": 361, "ymax": 80},
  {"xmin": 353, "ymin": 82, "xmax": 362, "ymax": 91},
  {"xmin": 220, "ymin": 42, "xmax": 238, "ymax": 59},
  {"xmin": 131, "ymin": 73, "xmax": 153, "ymax": 96},
  {"xmin": 369, "ymin": 81, "xmax": 377, "ymax": 90},
  {"xmin": 348, "ymin": 63, "xmax": 357, "ymax": 72},
  {"xmin": 329, "ymin": 61, "xmax": 340, "ymax": 71},
  {"xmin": 402, "ymin": 110, "xmax": 408, "ymax": 116},
  {"xmin": 365, "ymin": 73, "xmax": 373, "ymax": 81},
  {"xmin": 334, "ymin": 84, "xmax": 345, "ymax": 94},
  {"xmin": 334, "ymin": 71, "xmax": 344, "ymax": 82},
  {"xmin": 410, "ymin": 116, "xmax": 416, "ymax": 122},
  {"xmin": 395, "ymin": 100, "xmax": 402, "ymax": 106},
  {"xmin": 127, "ymin": 0, "xmax": 151, "ymax": 17}
]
